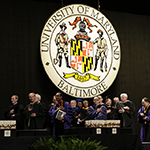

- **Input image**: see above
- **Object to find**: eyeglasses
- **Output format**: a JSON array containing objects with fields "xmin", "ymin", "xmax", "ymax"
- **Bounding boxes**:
[{"xmin": 56, "ymin": 95, "xmax": 60, "ymax": 97}]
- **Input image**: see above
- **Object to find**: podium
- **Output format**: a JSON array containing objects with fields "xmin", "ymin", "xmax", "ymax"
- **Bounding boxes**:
[{"xmin": 0, "ymin": 120, "xmax": 16, "ymax": 137}]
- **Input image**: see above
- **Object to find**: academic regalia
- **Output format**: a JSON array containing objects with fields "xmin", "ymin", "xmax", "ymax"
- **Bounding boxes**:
[
  {"xmin": 49, "ymin": 101, "xmax": 73, "ymax": 136},
  {"xmin": 39, "ymin": 101, "xmax": 48, "ymax": 129},
  {"xmin": 137, "ymin": 105, "xmax": 150, "ymax": 142},
  {"xmin": 72, "ymin": 106, "xmax": 78, "ymax": 111},
  {"xmin": 24, "ymin": 102, "xmax": 45, "ymax": 129},
  {"xmin": 71, "ymin": 107, "xmax": 78, "ymax": 127},
  {"xmin": 44, "ymin": 102, "xmax": 54, "ymax": 132},
  {"xmin": 76, "ymin": 99, "xmax": 83, "ymax": 103},
  {"xmin": 87, "ymin": 104, "xmax": 107, "ymax": 120},
  {"xmin": 4, "ymin": 103, "xmax": 24, "ymax": 129},
  {"xmin": 116, "ymin": 100, "xmax": 135, "ymax": 128},
  {"xmin": 105, "ymin": 105, "xmax": 115, "ymax": 120},
  {"xmin": 49, "ymin": 103, "xmax": 55, "ymax": 109},
  {"xmin": 72, "ymin": 107, "xmax": 90, "ymax": 127},
  {"xmin": 111, "ymin": 103, "xmax": 120, "ymax": 120},
  {"xmin": 82, "ymin": 107, "xmax": 89, "ymax": 110}
]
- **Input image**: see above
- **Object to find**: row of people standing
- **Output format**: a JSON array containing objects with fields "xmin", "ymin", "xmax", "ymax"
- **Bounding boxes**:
[
  {"xmin": 4, "ymin": 93, "xmax": 47, "ymax": 130},
  {"xmin": 4, "ymin": 93, "xmax": 135, "ymax": 131},
  {"xmin": 4, "ymin": 92, "xmax": 150, "ymax": 142},
  {"xmin": 70, "ymin": 94, "xmax": 135, "ymax": 128}
]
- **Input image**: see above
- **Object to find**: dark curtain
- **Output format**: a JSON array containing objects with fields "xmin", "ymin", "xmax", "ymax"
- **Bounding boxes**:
[{"xmin": 0, "ymin": 1, "xmax": 150, "ymax": 134}]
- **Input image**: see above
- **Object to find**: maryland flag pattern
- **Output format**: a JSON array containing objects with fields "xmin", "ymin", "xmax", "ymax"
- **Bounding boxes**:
[{"xmin": 71, "ymin": 39, "xmax": 93, "ymax": 74}]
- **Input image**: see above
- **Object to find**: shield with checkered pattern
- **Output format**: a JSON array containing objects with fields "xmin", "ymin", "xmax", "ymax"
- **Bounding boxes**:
[{"xmin": 70, "ymin": 39, "xmax": 94, "ymax": 74}]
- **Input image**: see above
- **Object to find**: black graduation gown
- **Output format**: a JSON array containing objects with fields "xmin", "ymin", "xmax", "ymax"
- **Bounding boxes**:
[
  {"xmin": 4, "ymin": 103, "xmax": 24, "ymax": 129},
  {"xmin": 105, "ymin": 105, "xmax": 115, "ymax": 120},
  {"xmin": 40, "ymin": 101, "xmax": 47, "ymax": 129},
  {"xmin": 72, "ymin": 108, "xmax": 90, "ymax": 127},
  {"xmin": 43, "ymin": 103, "xmax": 53, "ymax": 133},
  {"xmin": 116, "ymin": 100, "xmax": 135, "ymax": 127},
  {"xmin": 24, "ymin": 102, "xmax": 45, "ymax": 129}
]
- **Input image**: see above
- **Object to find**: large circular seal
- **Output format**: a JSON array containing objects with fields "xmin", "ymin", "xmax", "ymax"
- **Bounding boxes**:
[{"xmin": 40, "ymin": 4, "xmax": 121, "ymax": 98}]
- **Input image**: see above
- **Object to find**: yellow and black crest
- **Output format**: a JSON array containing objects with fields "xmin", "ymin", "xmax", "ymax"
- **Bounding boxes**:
[{"xmin": 70, "ymin": 39, "xmax": 93, "ymax": 74}]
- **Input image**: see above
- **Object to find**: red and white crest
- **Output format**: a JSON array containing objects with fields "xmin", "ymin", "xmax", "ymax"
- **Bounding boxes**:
[{"xmin": 70, "ymin": 39, "xmax": 93, "ymax": 74}]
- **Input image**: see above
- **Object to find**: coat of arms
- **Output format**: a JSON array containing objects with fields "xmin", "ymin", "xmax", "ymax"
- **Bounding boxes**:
[
  {"xmin": 40, "ymin": 4, "xmax": 121, "ymax": 98},
  {"xmin": 53, "ymin": 16, "xmax": 109, "ymax": 82}
]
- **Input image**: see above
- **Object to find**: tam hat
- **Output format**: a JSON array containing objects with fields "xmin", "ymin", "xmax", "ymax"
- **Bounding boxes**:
[{"xmin": 76, "ymin": 99, "xmax": 83, "ymax": 103}]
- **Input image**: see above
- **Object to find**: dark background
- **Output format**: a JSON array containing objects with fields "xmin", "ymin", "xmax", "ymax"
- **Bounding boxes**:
[{"xmin": 1, "ymin": 0, "xmax": 150, "ymax": 133}]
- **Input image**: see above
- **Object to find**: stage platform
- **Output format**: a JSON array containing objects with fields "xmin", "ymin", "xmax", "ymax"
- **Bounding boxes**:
[
  {"xmin": 142, "ymin": 142, "xmax": 150, "ymax": 150},
  {"xmin": 64, "ymin": 127, "xmax": 133, "ymax": 135},
  {"xmin": 0, "ymin": 128, "xmax": 142, "ymax": 150}
]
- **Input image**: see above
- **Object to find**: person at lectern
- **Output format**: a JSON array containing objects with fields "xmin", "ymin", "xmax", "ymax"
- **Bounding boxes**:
[
  {"xmin": 4, "ymin": 95, "xmax": 24, "ymax": 129},
  {"xmin": 49, "ymin": 92, "xmax": 72, "ymax": 136},
  {"xmin": 87, "ymin": 96, "xmax": 107, "ymax": 120},
  {"xmin": 137, "ymin": 97, "xmax": 150, "ymax": 142},
  {"xmin": 116, "ymin": 93, "xmax": 135, "ymax": 130},
  {"xmin": 24, "ymin": 92, "xmax": 45, "ymax": 129}
]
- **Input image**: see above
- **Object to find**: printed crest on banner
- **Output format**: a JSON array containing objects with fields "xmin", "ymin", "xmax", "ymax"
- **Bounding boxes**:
[
  {"xmin": 70, "ymin": 39, "xmax": 93, "ymax": 74},
  {"xmin": 40, "ymin": 4, "xmax": 121, "ymax": 98}
]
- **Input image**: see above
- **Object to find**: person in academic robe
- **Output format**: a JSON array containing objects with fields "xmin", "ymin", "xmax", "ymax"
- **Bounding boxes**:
[
  {"xmin": 116, "ymin": 93, "xmax": 135, "ymax": 130},
  {"xmin": 87, "ymin": 96, "xmax": 107, "ymax": 120},
  {"xmin": 46, "ymin": 95, "xmax": 58, "ymax": 132},
  {"xmin": 82, "ymin": 100, "xmax": 89, "ymax": 110},
  {"xmin": 24, "ymin": 92, "xmax": 45, "ymax": 129},
  {"xmin": 105, "ymin": 98, "xmax": 115, "ymax": 119},
  {"xmin": 112, "ymin": 97, "xmax": 120, "ymax": 120},
  {"xmin": 98, "ymin": 95, "xmax": 105, "ymax": 106},
  {"xmin": 49, "ymin": 92, "xmax": 73, "ymax": 136},
  {"xmin": 137, "ymin": 97, "xmax": 150, "ymax": 142},
  {"xmin": 72, "ymin": 99, "xmax": 89, "ymax": 127},
  {"xmin": 70, "ymin": 100, "xmax": 78, "ymax": 111},
  {"xmin": 113, "ymin": 97, "xmax": 120, "ymax": 107},
  {"xmin": 70, "ymin": 100, "xmax": 78, "ymax": 127},
  {"xmin": 35, "ymin": 93, "xmax": 47, "ymax": 128},
  {"xmin": 49, "ymin": 95, "xmax": 58, "ymax": 109},
  {"xmin": 4, "ymin": 95, "xmax": 24, "ymax": 129}
]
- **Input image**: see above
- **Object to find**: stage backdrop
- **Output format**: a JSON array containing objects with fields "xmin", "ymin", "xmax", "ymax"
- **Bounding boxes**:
[{"xmin": 1, "ymin": 0, "xmax": 150, "ymax": 133}]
